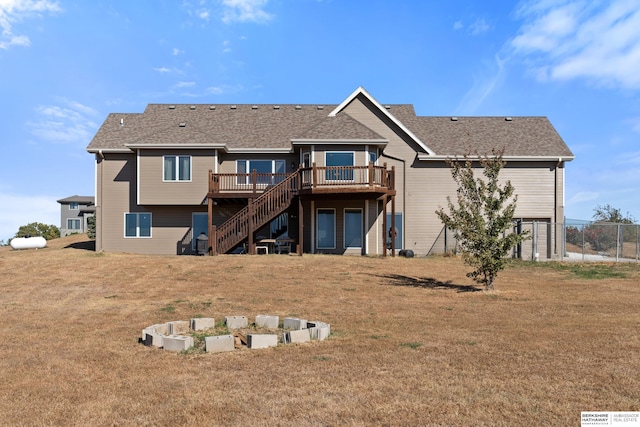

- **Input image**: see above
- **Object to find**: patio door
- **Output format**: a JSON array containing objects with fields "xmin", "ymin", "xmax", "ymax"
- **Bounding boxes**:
[{"xmin": 192, "ymin": 213, "xmax": 208, "ymax": 250}]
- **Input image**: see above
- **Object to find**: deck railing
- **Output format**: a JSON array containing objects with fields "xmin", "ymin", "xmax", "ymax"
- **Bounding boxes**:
[{"xmin": 209, "ymin": 163, "xmax": 393, "ymax": 195}]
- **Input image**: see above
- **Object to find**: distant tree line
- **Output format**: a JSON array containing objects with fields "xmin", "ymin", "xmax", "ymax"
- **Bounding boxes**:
[{"xmin": 566, "ymin": 204, "xmax": 637, "ymax": 252}]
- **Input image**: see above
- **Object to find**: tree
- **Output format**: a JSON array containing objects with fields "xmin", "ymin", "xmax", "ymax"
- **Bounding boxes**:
[
  {"xmin": 87, "ymin": 215, "xmax": 96, "ymax": 239},
  {"xmin": 14, "ymin": 222, "xmax": 60, "ymax": 240},
  {"xmin": 592, "ymin": 204, "xmax": 636, "ymax": 224},
  {"xmin": 436, "ymin": 151, "xmax": 528, "ymax": 291}
]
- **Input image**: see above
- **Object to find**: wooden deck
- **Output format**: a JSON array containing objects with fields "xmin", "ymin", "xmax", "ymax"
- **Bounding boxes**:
[{"xmin": 208, "ymin": 163, "xmax": 395, "ymax": 198}]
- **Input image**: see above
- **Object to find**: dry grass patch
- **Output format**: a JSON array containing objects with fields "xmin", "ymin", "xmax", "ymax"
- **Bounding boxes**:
[{"xmin": 0, "ymin": 235, "xmax": 639, "ymax": 426}]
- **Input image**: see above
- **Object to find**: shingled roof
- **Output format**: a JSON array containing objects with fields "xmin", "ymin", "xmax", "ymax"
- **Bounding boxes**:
[{"xmin": 87, "ymin": 91, "xmax": 573, "ymax": 159}]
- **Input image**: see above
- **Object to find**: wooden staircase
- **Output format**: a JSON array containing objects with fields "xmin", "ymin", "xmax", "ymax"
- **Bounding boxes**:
[{"xmin": 212, "ymin": 170, "xmax": 299, "ymax": 254}]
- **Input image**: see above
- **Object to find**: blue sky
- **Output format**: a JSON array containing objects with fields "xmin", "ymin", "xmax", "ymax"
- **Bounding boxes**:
[{"xmin": 1, "ymin": 0, "xmax": 640, "ymax": 242}]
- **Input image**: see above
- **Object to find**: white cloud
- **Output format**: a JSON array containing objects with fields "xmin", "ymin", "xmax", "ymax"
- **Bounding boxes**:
[
  {"xmin": 453, "ymin": 20, "xmax": 463, "ymax": 30},
  {"xmin": 469, "ymin": 17, "xmax": 490, "ymax": 35},
  {"xmin": 0, "ymin": 192, "xmax": 59, "ymax": 243},
  {"xmin": 0, "ymin": 0, "xmax": 60, "ymax": 49},
  {"xmin": 174, "ymin": 81, "xmax": 195, "ymax": 88},
  {"xmin": 568, "ymin": 191, "xmax": 600, "ymax": 205},
  {"xmin": 455, "ymin": 54, "xmax": 507, "ymax": 114},
  {"xmin": 172, "ymin": 47, "xmax": 183, "ymax": 56},
  {"xmin": 205, "ymin": 83, "xmax": 244, "ymax": 95},
  {"xmin": 221, "ymin": 0, "xmax": 273, "ymax": 24},
  {"xmin": 511, "ymin": 0, "xmax": 640, "ymax": 90},
  {"xmin": 222, "ymin": 39, "xmax": 231, "ymax": 53},
  {"xmin": 153, "ymin": 66, "xmax": 172, "ymax": 73},
  {"xmin": 28, "ymin": 99, "xmax": 99, "ymax": 145}
]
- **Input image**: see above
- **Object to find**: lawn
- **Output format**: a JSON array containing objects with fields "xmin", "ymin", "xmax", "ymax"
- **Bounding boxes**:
[{"xmin": 0, "ymin": 235, "xmax": 638, "ymax": 426}]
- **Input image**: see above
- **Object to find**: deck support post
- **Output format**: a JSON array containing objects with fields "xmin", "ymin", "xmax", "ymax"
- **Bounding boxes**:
[
  {"xmin": 298, "ymin": 197, "xmax": 304, "ymax": 256},
  {"xmin": 382, "ymin": 195, "xmax": 387, "ymax": 258},
  {"xmin": 248, "ymin": 198, "xmax": 255, "ymax": 255},
  {"xmin": 391, "ymin": 194, "xmax": 396, "ymax": 257},
  {"xmin": 208, "ymin": 195, "xmax": 214, "ymax": 255}
]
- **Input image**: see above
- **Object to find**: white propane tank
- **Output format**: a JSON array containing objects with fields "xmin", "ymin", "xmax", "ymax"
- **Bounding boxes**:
[{"xmin": 10, "ymin": 236, "xmax": 47, "ymax": 250}]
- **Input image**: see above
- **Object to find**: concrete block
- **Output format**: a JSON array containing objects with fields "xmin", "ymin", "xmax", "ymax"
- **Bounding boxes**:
[
  {"xmin": 309, "ymin": 327, "xmax": 330, "ymax": 341},
  {"xmin": 205, "ymin": 335, "xmax": 235, "ymax": 353},
  {"xmin": 285, "ymin": 329, "xmax": 310, "ymax": 344},
  {"xmin": 225, "ymin": 316, "xmax": 248, "ymax": 329},
  {"xmin": 283, "ymin": 317, "xmax": 307, "ymax": 330},
  {"xmin": 191, "ymin": 317, "xmax": 215, "ymax": 331},
  {"xmin": 142, "ymin": 329, "xmax": 164, "ymax": 347},
  {"xmin": 247, "ymin": 334, "xmax": 278, "ymax": 349},
  {"xmin": 167, "ymin": 320, "xmax": 190, "ymax": 335},
  {"xmin": 255, "ymin": 315, "xmax": 279, "ymax": 329},
  {"xmin": 151, "ymin": 323, "xmax": 169, "ymax": 335},
  {"xmin": 163, "ymin": 335, "xmax": 194, "ymax": 352}
]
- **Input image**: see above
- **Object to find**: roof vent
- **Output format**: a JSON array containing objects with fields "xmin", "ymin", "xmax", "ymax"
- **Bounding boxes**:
[
  {"xmin": 179, "ymin": 122, "xmax": 186, "ymax": 127},
  {"xmin": 295, "ymin": 105, "xmax": 302, "ymax": 110},
  {"xmin": 317, "ymin": 105, "xmax": 324, "ymax": 110},
  {"xmin": 190, "ymin": 105, "xmax": 196, "ymax": 110},
  {"xmin": 252, "ymin": 105, "xmax": 258, "ymax": 110},
  {"xmin": 273, "ymin": 105, "xmax": 280, "ymax": 110},
  {"xmin": 209, "ymin": 106, "xmax": 216, "ymax": 110},
  {"xmin": 385, "ymin": 105, "xmax": 391, "ymax": 110},
  {"xmin": 505, "ymin": 117, "xmax": 513, "ymax": 121},
  {"xmin": 120, "ymin": 118, "xmax": 124, "ymax": 127},
  {"xmin": 230, "ymin": 105, "xmax": 237, "ymax": 110},
  {"xmin": 451, "ymin": 117, "xmax": 458, "ymax": 121},
  {"xmin": 168, "ymin": 105, "xmax": 176, "ymax": 110}
]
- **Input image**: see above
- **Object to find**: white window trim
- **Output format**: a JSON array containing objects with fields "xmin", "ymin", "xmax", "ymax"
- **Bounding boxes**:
[
  {"xmin": 163, "ymin": 155, "xmax": 192, "ymax": 182},
  {"xmin": 316, "ymin": 208, "xmax": 336, "ymax": 250},
  {"xmin": 69, "ymin": 202, "xmax": 79, "ymax": 210},
  {"xmin": 344, "ymin": 208, "xmax": 363, "ymax": 249},
  {"xmin": 124, "ymin": 212, "xmax": 152, "ymax": 238}
]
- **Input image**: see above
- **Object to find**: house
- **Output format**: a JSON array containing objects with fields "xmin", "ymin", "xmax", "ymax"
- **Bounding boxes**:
[
  {"xmin": 86, "ymin": 87, "xmax": 573, "ymax": 258},
  {"xmin": 56, "ymin": 195, "xmax": 95, "ymax": 236}
]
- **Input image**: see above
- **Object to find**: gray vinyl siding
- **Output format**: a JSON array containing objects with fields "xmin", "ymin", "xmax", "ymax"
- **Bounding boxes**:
[{"xmin": 138, "ymin": 149, "xmax": 214, "ymax": 205}]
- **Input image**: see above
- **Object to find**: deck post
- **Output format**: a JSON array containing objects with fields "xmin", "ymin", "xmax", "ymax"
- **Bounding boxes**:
[
  {"xmin": 368, "ymin": 161, "xmax": 374, "ymax": 187},
  {"xmin": 252, "ymin": 169, "xmax": 257, "ymax": 195},
  {"xmin": 391, "ymin": 195, "xmax": 396, "ymax": 257},
  {"xmin": 208, "ymin": 195, "xmax": 214, "ymax": 255},
  {"xmin": 248, "ymin": 198, "xmax": 255, "ymax": 255},
  {"xmin": 298, "ymin": 196, "xmax": 303, "ymax": 256},
  {"xmin": 211, "ymin": 225, "xmax": 217, "ymax": 256},
  {"xmin": 312, "ymin": 163, "xmax": 317, "ymax": 189},
  {"xmin": 382, "ymin": 195, "xmax": 387, "ymax": 258}
]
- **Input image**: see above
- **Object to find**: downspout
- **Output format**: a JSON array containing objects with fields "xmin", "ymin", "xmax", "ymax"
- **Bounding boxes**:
[{"xmin": 380, "ymin": 152, "xmax": 406, "ymax": 252}]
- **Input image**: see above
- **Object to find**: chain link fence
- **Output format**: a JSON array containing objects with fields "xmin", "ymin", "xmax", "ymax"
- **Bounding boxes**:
[{"xmin": 427, "ymin": 221, "xmax": 640, "ymax": 262}]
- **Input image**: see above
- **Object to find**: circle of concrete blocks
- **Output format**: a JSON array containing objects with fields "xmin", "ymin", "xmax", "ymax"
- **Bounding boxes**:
[{"xmin": 141, "ymin": 315, "xmax": 330, "ymax": 353}]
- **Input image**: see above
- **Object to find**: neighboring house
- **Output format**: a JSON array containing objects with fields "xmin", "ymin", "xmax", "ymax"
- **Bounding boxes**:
[
  {"xmin": 86, "ymin": 87, "xmax": 573, "ymax": 258},
  {"xmin": 57, "ymin": 195, "xmax": 95, "ymax": 236}
]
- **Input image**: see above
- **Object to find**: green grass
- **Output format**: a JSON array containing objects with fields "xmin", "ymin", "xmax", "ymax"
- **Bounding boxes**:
[{"xmin": 514, "ymin": 260, "xmax": 632, "ymax": 279}]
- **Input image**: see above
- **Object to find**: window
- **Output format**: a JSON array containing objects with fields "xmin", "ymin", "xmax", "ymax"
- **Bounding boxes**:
[
  {"xmin": 317, "ymin": 209, "xmax": 335, "ymax": 249},
  {"xmin": 325, "ymin": 152, "xmax": 354, "ymax": 180},
  {"xmin": 163, "ymin": 155, "xmax": 191, "ymax": 181},
  {"xmin": 69, "ymin": 202, "xmax": 79, "ymax": 210},
  {"xmin": 125, "ymin": 213, "xmax": 152, "ymax": 238},
  {"xmin": 369, "ymin": 150, "xmax": 378, "ymax": 165},
  {"xmin": 236, "ymin": 160, "xmax": 286, "ymax": 184},
  {"xmin": 344, "ymin": 209, "xmax": 362, "ymax": 248},
  {"xmin": 67, "ymin": 219, "xmax": 81, "ymax": 230}
]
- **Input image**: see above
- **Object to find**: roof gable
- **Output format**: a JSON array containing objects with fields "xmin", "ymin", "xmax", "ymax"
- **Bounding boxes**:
[
  {"xmin": 329, "ymin": 86, "xmax": 435, "ymax": 155},
  {"xmin": 293, "ymin": 112, "xmax": 387, "ymax": 142}
]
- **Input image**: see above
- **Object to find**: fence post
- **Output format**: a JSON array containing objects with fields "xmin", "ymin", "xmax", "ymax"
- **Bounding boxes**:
[
  {"xmin": 581, "ymin": 224, "xmax": 585, "ymax": 262},
  {"xmin": 616, "ymin": 224, "xmax": 620, "ymax": 262}
]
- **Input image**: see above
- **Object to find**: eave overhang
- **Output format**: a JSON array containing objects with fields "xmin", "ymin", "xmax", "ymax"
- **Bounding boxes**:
[{"xmin": 416, "ymin": 153, "xmax": 576, "ymax": 162}]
